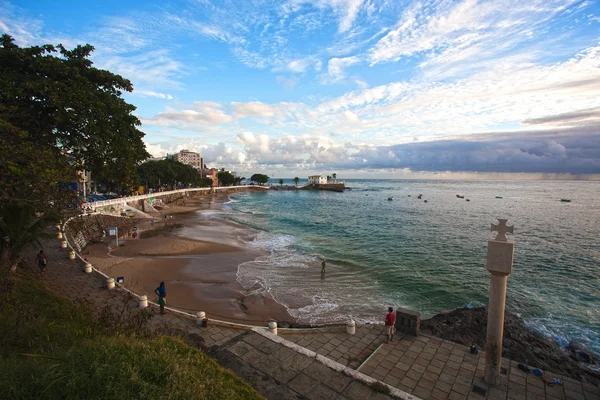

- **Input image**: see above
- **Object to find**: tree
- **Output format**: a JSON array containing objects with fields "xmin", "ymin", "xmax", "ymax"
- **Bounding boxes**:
[
  {"xmin": 332, "ymin": 173, "xmax": 337, "ymax": 180},
  {"xmin": 250, "ymin": 174, "xmax": 269, "ymax": 185},
  {"xmin": 278, "ymin": 179, "xmax": 284, "ymax": 186},
  {"xmin": 0, "ymin": 121, "xmax": 77, "ymax": 212},
  {"xmin": 0, "ymin": 34, "xmax": 150, "ymax": 197},
  {"xmin": 234, "ymin": 177, "xmax": 246, "ymax": 185},
  {"xmin": 293, "ymin": 177, "xmax": 300, "ymax": 186},
  {"xmin": 0, "ymin": 202, "xmax": 60, "ymax": 272},
  {"xmin": 217, "ymin": 171, "xmax": 236, "ymax": 186},
  {"xmin": 138, "ymin": 159, "xmax": 201, "ymax": 189}
]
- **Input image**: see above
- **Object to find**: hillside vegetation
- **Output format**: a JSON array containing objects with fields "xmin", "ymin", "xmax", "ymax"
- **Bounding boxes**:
[{"xmin": 0, "ymin": 270, "xmax": 263, "ymax": 400}]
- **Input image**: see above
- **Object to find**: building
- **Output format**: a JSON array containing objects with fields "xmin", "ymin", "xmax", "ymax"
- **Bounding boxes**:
[
  {"xmin": 172, "ymin": 150, "xmax": 204, "ymax": 169},
  {"xmin": 308, "ymin": 175, "xmax": 328, "ymax": 184}
]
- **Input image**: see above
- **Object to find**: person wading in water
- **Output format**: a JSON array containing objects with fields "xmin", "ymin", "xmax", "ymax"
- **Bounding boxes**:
[{"xmin": 155, "ymin": 281, "xmax": 167, "ymax": 314}]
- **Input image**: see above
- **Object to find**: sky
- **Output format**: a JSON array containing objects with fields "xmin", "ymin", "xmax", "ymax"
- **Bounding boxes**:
[{"xmin": 2, "ymin": 0, "xmax": 600, "ymax": 179}]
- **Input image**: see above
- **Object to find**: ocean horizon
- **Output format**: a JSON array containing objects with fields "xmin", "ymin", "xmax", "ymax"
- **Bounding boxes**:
[{"xmin": 207, "ymin": 179, "xmax": 600, "ymax": 358}]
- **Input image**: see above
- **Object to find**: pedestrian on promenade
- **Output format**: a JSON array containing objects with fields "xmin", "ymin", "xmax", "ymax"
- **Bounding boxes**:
[
  {"xmin": 385, "ymin": 307, "xmax": 396, "ymax": 343},
  {"xmin": 35, "ymin": 250, "xmax": 48, "ymax": 274},
  {"xmin": 155, "ymin": 281, "xmax": 167, "ymax": 314}
]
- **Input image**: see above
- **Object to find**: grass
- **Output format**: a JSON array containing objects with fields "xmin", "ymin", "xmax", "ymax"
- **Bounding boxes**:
[{"xmin": 0, "ymin": 269, "xmax": 263, "ymax": 400}]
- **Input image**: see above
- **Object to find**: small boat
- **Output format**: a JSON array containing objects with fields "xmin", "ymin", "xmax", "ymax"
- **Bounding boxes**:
[
  {"xmin": 408, "ymin": 195, "xmax": 411, "ymax": 197},
  {"xmin": 417, "ymin": 194, "xmax": 422, "ymax": 199},
  {"xmin": 388, "ymin": 197, "xmax": 394, "ymax": 201},
  {"xmin": 560, "ymin": 199, "xmax": 571, "ymax": 202},
  {"xmin": 466, "ymin": 199, "xmax": 470, "ymax": 202},
  {"xmin": 456, "ymin": 195, "xmax": 464, "ymax": 199},
  {"xmin": 495, "ymin": 196, "xmax": 503, "ymax": 199},
  {"xmin": 424, "ymin": 200, "xmax": 428, "ymax": 203}
]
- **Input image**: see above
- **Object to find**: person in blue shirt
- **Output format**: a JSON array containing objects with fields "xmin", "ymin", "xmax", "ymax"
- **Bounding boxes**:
[{"xmin": 154, "ymin": 281, "xmax": 167, "ymax": 314}]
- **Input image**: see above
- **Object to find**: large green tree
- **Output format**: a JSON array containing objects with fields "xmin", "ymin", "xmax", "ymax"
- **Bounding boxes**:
[
  {"xmin": 0, "ymin": 34, "xmax": 150, "ymax": 201},
  {"xmin": 250, "ymin": 174, "xmax": 269, "ymax": 185},
  {"xmin": 138, "ymin": 159, "xmax": 201, "ymax": 189},
  {"xmin": 217, "ymin": 171, "xmax": 236, "ymax": 186}
]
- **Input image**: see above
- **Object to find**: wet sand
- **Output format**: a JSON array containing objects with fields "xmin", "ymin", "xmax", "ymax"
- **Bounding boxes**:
[{"xmin": 85, "ymin": 192, "xmax": 296, "ymax": 325}]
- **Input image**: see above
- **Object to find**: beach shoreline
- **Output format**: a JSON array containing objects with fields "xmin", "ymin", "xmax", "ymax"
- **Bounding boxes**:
[{"xmin": 85, "ymin": 191, "xmax": 297, "ymax": 326}]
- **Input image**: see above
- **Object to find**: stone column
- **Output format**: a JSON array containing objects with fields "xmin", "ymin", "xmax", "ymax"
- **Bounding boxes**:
[{"xmin": 484, "ymin": 219, "xmax": 514, "ymax": 385}]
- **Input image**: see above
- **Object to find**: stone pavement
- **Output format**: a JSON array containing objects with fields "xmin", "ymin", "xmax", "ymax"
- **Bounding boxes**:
[
  {"xmin": 211, "ymin": 330, "xmax": 399, "ymax": 400},
  {"xmin": 355, "ymin": 334, "xmax": 600, "ymax": 400}
]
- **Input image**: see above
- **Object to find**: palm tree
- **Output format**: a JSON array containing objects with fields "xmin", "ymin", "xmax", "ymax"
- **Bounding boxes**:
[
  {"xmin": 0, "ymin": 202, "xmax": 60, "ymax": 272},
  {"xmin": 278, "ymin": 179, "xmax": 284, "ymax": 186},
  {"xmin": 332, "ymin": 173, "xmax": 337, "ymax": 181},
  {"xmin": 293, "ymin": 177, "xmax": 300, "ymax": 186}
]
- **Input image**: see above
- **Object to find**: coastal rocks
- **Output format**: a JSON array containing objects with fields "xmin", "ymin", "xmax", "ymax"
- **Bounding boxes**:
[{"xmin": 421, "ymin": 307, "xmax": 600, "ymax": 385}]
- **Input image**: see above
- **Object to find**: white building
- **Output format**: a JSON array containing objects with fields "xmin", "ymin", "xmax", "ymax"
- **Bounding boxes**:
[
  {"xmin": 173, "ymin": 150, "xmax": 203, "ymax": 169},
  {"xmin": 308, "ymin": 175, "xmax": 328, "ymax": 184}
]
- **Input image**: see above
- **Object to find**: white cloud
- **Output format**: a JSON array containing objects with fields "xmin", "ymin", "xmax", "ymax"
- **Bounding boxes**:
[
  {"xmin": 369, "ymin": 0, "xmax": 578, "ymax": 65},
  {"xmin": 133, "ymin": 90, "xmax": 174, "ymax": 99},
  {"xmin": 324, "ymin": 55, "xmax": 361, "ymax": 82},
  {"xmin": 232, "ymin": 102, "xmax": 277, "ymax": 118}
]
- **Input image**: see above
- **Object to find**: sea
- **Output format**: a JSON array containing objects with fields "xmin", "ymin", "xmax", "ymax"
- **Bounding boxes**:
[{"xmin": 215, "ymin": 179, "xmax": 599, "ymax": 356}]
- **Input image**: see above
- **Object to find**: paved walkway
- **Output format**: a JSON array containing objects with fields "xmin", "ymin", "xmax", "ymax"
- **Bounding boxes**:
[
  {"xmin": 281, "ymin": 327, "xmax": 599, "ymax": 400},
  {"xmin": 28, "ymin": 233, "xmax": 599, "ymax": 400}
]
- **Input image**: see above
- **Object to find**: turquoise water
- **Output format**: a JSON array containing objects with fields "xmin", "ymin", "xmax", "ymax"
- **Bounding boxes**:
[{"xmin": 224, "ymin": 180, "xmax": 599, "ymax": 355}]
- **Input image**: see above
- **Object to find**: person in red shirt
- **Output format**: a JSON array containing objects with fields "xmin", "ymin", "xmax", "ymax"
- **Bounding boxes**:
[{"xmin": 385, "ymin": 307, "xmax": 396, "ymax": 343}]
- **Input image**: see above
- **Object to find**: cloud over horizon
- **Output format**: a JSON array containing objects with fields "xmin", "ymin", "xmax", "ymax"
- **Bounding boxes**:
[{"xmin": 2, "ymin": 0, "xmax": 599, "ymax": 178}]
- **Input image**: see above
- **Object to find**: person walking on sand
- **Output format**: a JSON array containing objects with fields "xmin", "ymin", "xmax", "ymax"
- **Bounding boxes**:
[
  {"xmin": 155, "ymin": 281, "xmax": 167, "ymax": 314},
  {"xmin": 385, "ymin": 307, "xmax": 396, "ymax": 343},
  {"xmin": 35, "ymin": 250, "xmax": 48, "ymax": 274}
]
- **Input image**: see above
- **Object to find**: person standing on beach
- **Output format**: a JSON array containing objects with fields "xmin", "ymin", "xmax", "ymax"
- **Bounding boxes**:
[
  {"xmin": 155, "ymin": 282, "xmax": 167, "ymax": 314},
  {"xmin": 321, "ymin": 260, "xmax": 326, "ymax": 273},
  {"xmin": 385, "ymin": 307, "xmax": 396, "ymax": 343},
  {"xmin": 35, "ymin": 250, "xmax": 48, "ymax": 274}
]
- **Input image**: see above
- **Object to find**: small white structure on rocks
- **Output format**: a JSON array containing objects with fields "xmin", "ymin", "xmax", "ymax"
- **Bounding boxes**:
[
  {"xmin": 485, "ymin": 219, "xmax": 515, "ymax": 385},
  {"xmin": 346, "ymin": 319, "xmax": 356, "ymax": 335},
  {"xmin": 139, "ymin": 295, "xmax": 148, "ymax": 308},
  {"xmin": 107, "ymin": 278, "xmax": 115, "ymax": 290},
  {"xmin": 308, "ymin": 175, "xmax": 327, "ymax": 185}
]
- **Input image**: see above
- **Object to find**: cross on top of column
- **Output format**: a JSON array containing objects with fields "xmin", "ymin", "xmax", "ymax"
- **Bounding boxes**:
[{"xmin": 491, "ymin": 219, "xmax": 513, "ymax": 241}]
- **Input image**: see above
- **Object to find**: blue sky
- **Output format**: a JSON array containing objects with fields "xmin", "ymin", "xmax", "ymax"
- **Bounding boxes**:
[{"xmin": 2, "ymin": 0, "xmax": 600, "ymax": 179}]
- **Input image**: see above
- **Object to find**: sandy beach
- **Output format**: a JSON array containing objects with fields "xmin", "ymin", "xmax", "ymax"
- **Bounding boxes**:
[{"xmin": 85, "ymin": 192, "xmax": 296, "ymax": 325}]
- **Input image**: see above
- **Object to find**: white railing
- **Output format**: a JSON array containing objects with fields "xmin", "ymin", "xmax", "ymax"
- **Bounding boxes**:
[{"xmin": 84, "ymin": 186, "xmax": 268, "ymax": 209}]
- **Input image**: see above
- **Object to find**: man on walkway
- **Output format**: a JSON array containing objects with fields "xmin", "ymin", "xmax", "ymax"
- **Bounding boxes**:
[
  {"xmin": 155, "ymin": 281, "xmax": 167, "ymax": 314},
  {"xmin": 385, "ymin": 307, "xmax": 396, "ymax": 343},
  {"xmin": 35, "ymin": 250, "xmax": 48, "ymax": 274}
]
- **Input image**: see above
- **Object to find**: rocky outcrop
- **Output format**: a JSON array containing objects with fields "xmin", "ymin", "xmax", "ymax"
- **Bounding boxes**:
[{"xmin": 421, "ymin": 307, "xmax": 599, "ymax": 384}]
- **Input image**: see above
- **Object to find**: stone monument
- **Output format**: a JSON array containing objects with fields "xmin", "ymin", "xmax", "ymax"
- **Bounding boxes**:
[{"xmin": 484, "ymin": 219, "xmax": 514, "ymax": 385}]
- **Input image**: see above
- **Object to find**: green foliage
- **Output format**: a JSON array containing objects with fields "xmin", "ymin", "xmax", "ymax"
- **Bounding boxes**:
[
  {"xmin": 0, "ymin": 34, "xmax": 150, "ymax": 194},
  {"xmin": 138, "ymin": 159, "xmax": 200, "ymax": 189},
  {"xmin": 0, "ymin": 271, "xmax": 263, "ymax": 400},
  {"xmin": 332, "ymin": 173, "xmax": 337, "ymax": 180},
  {"xmin": 250, "ymin": 174, "xmax": 269, "ymax": 185},
  {"xmin": 0, "ymin": 202, "xmax": 60, "ymax": 271},
  {"xmin": 293, "ymin": 177, "xmax": 300, "ymax": 186},
  {"xmin": 278, "ymin": 179, "xmax": 284, "ymax": 186},
  {"xmin": 0, "ymin": 121, "xmax": 77, "ymax": 212},
  {"xmin": 217, "ymin": 171, "xmax": 236, "ymax": 186}
]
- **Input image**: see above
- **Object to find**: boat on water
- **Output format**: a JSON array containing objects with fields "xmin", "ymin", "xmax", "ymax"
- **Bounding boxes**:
[
  {"xmin": 560, "ymin": 199, "xmax": 572, "ymax": 202},
  {"xmin": 417, "ymin": 194, "xmax": 422, "ymax": 199},
  {"xmin": 388, "ymin": 197, "xmax": 394, "ymax": 201},
  {"xmin": 495, "ymin": 196, "xmax": 503, "ymax": 199},
  {"xmin": 424, "ymin": 200, "xmax": 428, "ymax": 203},
  {"xmin": 456, "ymin": 194, "xmax": 464, "ymax": 199},
  {"xmin": 466, "ymin": 199, "xmax": 470, "ymax": 202}
]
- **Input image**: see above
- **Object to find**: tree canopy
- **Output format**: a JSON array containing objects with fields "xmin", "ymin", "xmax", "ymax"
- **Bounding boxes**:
[
  {"xmin": 0, "ymin": 34, "xmax": 149, "ymax": 209},
  {"xmin": 217, "ymin": 171, "xmax": 236, "ymax": 186},
  {"xmin": 138, "ymin": 159, "xmax": 203, "ymax": 189},
  {"xmin": 250, "ymin": 174, "xmax": 269, "ymax": 185}
]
